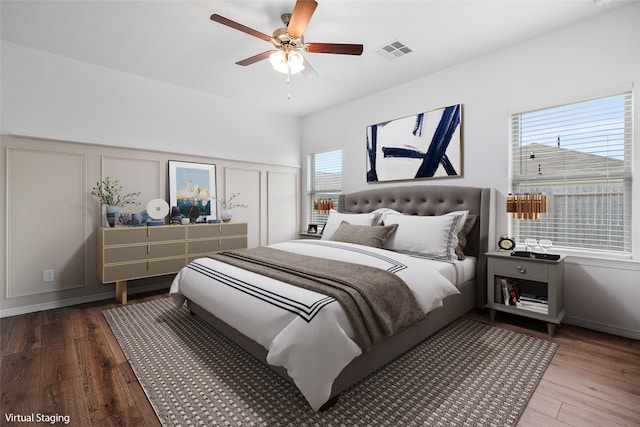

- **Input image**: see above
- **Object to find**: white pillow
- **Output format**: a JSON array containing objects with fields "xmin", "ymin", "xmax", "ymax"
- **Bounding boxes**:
[
  {"xmin": 320, "ymin": 210, "xmax": 376, "ymax": 240},
  {"xmin": 371, "ymin": 208, "xmax": 403, "ymax": 225},
  {"xmin": 382, "ymin": 213, "xmax": 466, "ymax": 260},
  {"xmin": 445, "ymin": 210, "xmax": 469, "ymax": 235}
]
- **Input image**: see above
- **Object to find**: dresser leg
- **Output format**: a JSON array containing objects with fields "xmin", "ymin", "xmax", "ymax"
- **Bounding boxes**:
[
  {"xmin": 489, "ymin": 309, "xmax": 496, "ymax": 322},
  {"xmin": 547, "ymin": 323, "xmax": 556, "ymax": 337},
  {"xmin": 115, "ymin": 280, "xmax": 128, "ymax": 304}
]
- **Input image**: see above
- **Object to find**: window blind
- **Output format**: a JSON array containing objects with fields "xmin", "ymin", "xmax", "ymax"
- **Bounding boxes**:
[
  {"xmin": 510, "ymin": 92, "xmax": 632, "ymax": 254},
  {"xmin": 307, "ymin": 149, "xmax": 342, "ymax": 227}
]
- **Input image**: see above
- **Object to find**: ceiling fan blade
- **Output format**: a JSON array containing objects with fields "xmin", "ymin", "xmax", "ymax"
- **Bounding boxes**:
[
  {"xmin": 287, "ymin": 0, "xmax": 318, "ymax": 39},
  {"xmin": 235, "ymin": 51, "xmax": 275, "ymax": 66},
  {"xmin": 210, "ymin": 14, "xmax": 271, "ymax": 42},
  {"xmin": 301, "ymin": 57, "xmax": 318, "ymax": 77},
  {"xmin": 306, "ymin": 43, "xmax": 364, "ymax": 55}
]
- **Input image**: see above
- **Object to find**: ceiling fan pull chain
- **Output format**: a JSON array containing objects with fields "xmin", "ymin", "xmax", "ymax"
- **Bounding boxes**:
[{"xmin": 287, "ymin": 68, "xmax": 292, "ymax": 100}]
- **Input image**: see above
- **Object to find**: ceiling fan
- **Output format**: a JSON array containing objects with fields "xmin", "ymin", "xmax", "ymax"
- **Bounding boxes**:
[{"xmin": 210, "ymin": 0, "xmax": 364, "ymax": 77}]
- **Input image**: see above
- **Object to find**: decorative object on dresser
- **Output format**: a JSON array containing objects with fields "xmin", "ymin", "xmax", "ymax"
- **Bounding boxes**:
[
  {"xmin": 168, "ymin": 160, "xmax": 217, "ymax": 221},
  {"xmin": 215, "ymin": 192, "xmax": 248, "ymax": 222},
  {"xmin": 485, "ymin": 250, "xmax": 565, "ymax": 336},
  {"xmin": 105, "ymin": 298, "xmax": 556, "ymax": 426},
  {"xmin": 131, "ymin": 213, "xmax": 149, "ymax": 226},
  {"xmin": 90, "ymin": 177, "xmax": 141, "ymax": 227},
  {"xmin": 97, "ymin": 222, "xmax": 247, "ymax": 304},
  {"xmin": 170, "ymin": 206, "xmax": 182, "ymax": 224},
  {"xmin": 146, "ymin": 198, "xmax": 170, "ymax": 223},
  {"xmin": 366, "ymin": 104, "xmax": 462, "ymax": 183}
]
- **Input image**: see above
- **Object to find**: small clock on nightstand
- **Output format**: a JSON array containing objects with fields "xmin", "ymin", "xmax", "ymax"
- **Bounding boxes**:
[{"xmin": 498, "ymin": 235, "xmax": 516, "ymax": 251}]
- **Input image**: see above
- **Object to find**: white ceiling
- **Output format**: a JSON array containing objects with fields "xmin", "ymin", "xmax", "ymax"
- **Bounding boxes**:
[{"xmin": 1, "ymin": 0, "xmax": 631, "ymax": 117}]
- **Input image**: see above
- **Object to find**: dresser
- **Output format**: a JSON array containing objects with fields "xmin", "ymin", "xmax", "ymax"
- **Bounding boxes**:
[{"xmin": 97, "ymin": 222, "xmax": 248, "ymax": 303}]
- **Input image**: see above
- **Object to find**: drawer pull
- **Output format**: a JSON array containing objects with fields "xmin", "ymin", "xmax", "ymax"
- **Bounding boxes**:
[
  {"xmin": 516, "ymin": 265, "xmax": 526, "ymax": 274},
  {"xmin": 219, "ymin": 237, "xmax": 222, "ymax": 246}
]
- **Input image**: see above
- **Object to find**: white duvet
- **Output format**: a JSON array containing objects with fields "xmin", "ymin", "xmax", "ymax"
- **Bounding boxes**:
[{"xmin": 170, "ymin": 240, "xmax": 459, "ymax": 410}]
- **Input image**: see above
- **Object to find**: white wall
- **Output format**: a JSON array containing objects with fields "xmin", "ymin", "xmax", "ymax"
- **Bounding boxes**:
[
  {"xmin": 1, "ymin": 41, "xmax": 301, "ymax": 167},
  {"xmin": 302, "ymin": 3, "xmax": 640, "ymax": 339}
]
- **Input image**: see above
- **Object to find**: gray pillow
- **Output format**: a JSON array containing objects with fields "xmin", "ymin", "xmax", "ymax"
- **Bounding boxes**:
[
  {"xmin": 329, "ymin": 221, "xmax": 398, "ymax": 248},
  {"xmin": 455, "ymin": 214, "xmax": 477, "ymax": 260}
]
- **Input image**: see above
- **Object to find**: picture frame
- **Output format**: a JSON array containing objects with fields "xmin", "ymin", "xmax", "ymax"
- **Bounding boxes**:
[
  {"xmin": 366, "ymin": 103, "xmax": 463, "ymax": 183},
  {"xmin": 307, "ymin": 224, "xmax": 318, "ymax": 234},
  {"xmin": 168, "ymin": 161, "xmax": 217, "ymax": 220}
]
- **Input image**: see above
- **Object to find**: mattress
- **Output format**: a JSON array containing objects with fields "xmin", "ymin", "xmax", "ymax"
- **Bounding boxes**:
[{"xmin": 170, "ymin": 240, "xmax": 466, "ymax": 410}]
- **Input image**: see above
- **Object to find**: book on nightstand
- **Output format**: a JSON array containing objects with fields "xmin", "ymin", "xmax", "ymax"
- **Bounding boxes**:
[
  {"xmin": 518, "ymin": 294, "xmax": 549, "ymax": 314},
  {"xmin": 500, "ymin": 278, "xmax": 521, "ymax": 306}
]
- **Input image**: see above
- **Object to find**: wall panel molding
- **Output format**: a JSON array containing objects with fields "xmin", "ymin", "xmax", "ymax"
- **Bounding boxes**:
[
  {"xmin": 5, "ymin": 147, "xmax": 87, "ymax": 297},
  {"xmin": 224, "ymin": 167, "xmax": 262, "ymax": 248},
  {"xmin": 1, "ymin": 135, "xmax": 299, "ymax": 313},
  {"xmin": 267, "ymin": 171, "xmax": 299, "ymax": 245}
]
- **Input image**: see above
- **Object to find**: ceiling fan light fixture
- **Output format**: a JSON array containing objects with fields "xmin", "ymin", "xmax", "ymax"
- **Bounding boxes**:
[
  {"xmin": 269, "ymin": 50, "xmax": 286, "ymax": 69},
  {"xmin": 287, "ymin": 50, "xmax": 305, "ymax": 74},
  {"xmin": 269, "ymin": 49, "xmax": 305, "ymax": 75}
]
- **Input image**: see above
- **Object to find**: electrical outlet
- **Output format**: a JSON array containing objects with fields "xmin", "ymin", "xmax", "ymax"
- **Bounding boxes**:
[{"xmin": 43, "ymin": 269, "xmax": 54, "ymax": 282}]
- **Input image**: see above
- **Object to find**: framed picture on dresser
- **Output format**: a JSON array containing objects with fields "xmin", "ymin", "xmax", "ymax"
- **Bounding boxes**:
[{"xmin": 169, "ymin": 161, "xmax": 217, "ymax": 219}]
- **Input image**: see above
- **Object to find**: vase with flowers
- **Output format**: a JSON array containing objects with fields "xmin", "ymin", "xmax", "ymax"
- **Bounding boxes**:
[
  {"xmin": 215, "ymin": 192, "xmax": 248, "ymax": 222},
  {"xmin": 90, "ymin": 177, "xmax": 141, "ymax": 227}
]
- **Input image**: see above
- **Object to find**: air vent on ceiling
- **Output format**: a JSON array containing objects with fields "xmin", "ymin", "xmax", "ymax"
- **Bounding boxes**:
[{"xmin": 375, "ymin": 40, "xmax": 412, "ymax": 61}]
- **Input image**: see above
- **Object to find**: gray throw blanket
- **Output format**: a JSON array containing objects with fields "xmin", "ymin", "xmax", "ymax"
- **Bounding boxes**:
[{"xmin": 210, "ymin": 247, "xmax": 425, "ymax": 353}]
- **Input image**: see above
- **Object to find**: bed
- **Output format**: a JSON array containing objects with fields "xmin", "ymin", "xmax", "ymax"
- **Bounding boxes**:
[{"xmin": 170, "ymin": 184, "xmax": 490, "ymax": 411}]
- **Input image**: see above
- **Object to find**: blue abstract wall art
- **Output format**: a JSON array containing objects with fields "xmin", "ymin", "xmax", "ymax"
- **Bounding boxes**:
[{"xmin": 366, "ymin": 104, "xmax": 462, "ymax": 183}]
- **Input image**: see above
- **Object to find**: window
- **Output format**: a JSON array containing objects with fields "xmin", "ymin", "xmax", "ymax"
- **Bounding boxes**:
[
  {"xmin": 510, "ymin": 92, "xmax": 632, "ymax": 254},
  {"xmin": 307, "ymin": 149, "xmax": 342, "ymax": 228}
]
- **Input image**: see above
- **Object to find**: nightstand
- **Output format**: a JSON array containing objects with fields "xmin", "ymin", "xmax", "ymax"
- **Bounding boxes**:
[{"xmin": 485, "ymin": 250, "xmax": 565, "ymax": 336}]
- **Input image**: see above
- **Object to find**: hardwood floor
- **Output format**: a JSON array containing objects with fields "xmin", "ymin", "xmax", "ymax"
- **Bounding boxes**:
[
  {"xmin": 464, "ymin": 312, "xmax": 640, "ymax": 427},
  {"xmin": 1, "ymin": 291, "xmax": 639, "ymax": 426}
]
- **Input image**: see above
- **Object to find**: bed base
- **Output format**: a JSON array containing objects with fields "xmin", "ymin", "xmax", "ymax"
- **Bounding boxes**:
[
  {"xmin": 186, "ymin": 278, "xmax": 475, "ymax": 408},
  {"xmin": 186, "ymin": 184, "xmax": 490, "ymax": 409}
]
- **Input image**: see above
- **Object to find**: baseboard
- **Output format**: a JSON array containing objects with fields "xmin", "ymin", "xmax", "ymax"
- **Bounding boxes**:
[
  {"xmin": 564, "ymin": 315, "xmax": 640, "ymax": 340},
  {"xmin": 0, "ymin": 283, "xmax": 169, "ymax": 318}
]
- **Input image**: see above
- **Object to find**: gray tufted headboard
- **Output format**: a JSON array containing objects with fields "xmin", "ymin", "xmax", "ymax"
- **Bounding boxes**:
[{"xmin": 338, "ymin": 185, "xmax": 490, "ymax": 308}]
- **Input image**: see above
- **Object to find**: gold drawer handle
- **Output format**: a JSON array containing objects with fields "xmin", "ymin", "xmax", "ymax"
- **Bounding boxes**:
[{"xmin": 516, "ymin": 265, "xmax": 526, "ymax": 274}]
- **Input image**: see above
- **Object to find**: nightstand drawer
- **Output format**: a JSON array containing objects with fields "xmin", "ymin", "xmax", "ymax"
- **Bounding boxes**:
[{"xmin": 493, "ymin": 258, "xmax": 548, "ymax": 281}]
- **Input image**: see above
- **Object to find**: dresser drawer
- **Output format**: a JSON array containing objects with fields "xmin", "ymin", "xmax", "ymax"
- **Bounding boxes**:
[
  {"xmin": 103, "ymin": 242, "xmax": 186, "ymax": 263},
  {"xmin": 102, "ymin": 257, "xmax": 186, "ymax": 283},
  {"xmin": 188, "ymin": 236, "xmax": 247, "ymax": 255},
  {"xmin": 187, "ymin": 223, "xmax": 247, "ymax": 239},
  {"xmin": 493, "ymin": 258, "xmax": 548, "ymax": 282},
  {"xmin": 102, "ymin": 226, "xmax": 186, "ymax": 245}
]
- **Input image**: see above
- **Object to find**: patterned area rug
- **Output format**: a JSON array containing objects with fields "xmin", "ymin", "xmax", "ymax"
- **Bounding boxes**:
[{"xmin": 104, "ymin": 298, "xmax": 557, "ymax": 426}]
